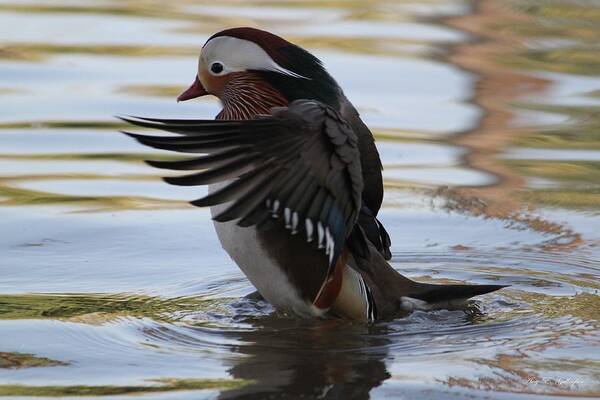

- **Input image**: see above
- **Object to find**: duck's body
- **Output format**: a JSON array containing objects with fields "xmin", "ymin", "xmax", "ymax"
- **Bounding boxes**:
[
  {"xmin": 209, "ymin": 90, "xmax": 386, "ymax": 321},
  {"xmin": 210, "ymin": 184, "xmax": 321, "ymax": 317},
  {"xmin": 122, "ymin": 27, "xmax": 505, "ymax": 321}
]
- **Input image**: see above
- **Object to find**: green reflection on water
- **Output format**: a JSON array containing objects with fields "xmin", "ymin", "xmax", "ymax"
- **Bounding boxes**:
[
  {"xmin": 0, "ymin": 352, "xmax": 67, "ymax": 369},
  {"xmin": 521, "ymin": 188, "xmax": 600, "ymax": 210},
  {"xmin": 119, "ymin": 84, "xmax": 189, "ymax": 98},
  {"xmin": 513, "ymin": 104, "xmax": 600, "ymax": 150},
  {"xmin": 0, "ymin": 293, "xmax": 226, "ymax": 322},
  {"xmin": 0, "ymin": 378, "xmax": 249, "ymax": 397},
  {"xmin": 509, "ymin": 161, "xmax": 600, "ymax": 183},
  {"xmin": 487, "ymin": 0, "xmax": 600, "ymax": 212},
  {"xmin": 0, "ymin": 153, "xmax": 183, "ymax": 162},
  {"xmin": 0, "ymin": 44, "xmax": 197, "ymax": 62},
  {"xmin": 0, "ymin": 121, "xmax": 127, "ymax": 130},
  {"xmin": 522, "ymin": 292, "xmax": 600, "ymax": 322},
  {"xmin": 0, "ymin": 2, "xmax": 214, "ymax": 21},
  {"xmin": 502, "ymin": 0, "xmax": 600, "ymax": 158},
  {"xmin": 509, "ymin": 160, "xmax": 600, "ymax": 209},
  {"xmin": 0, "ymin": 184, "xmax": 186, "ymax": 209},
  {"xmin": 509, "ymin": 0, "xmax": 600, "ymax": 42},
  {"xmin": 506, "ymin": 49, "xmax": 600, "ymax": 76}
]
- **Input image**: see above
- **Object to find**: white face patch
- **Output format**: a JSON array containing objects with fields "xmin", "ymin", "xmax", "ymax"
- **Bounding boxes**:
[{"xmin": 199, "ymin": 36, "xmax": 308, "ymax": 81}]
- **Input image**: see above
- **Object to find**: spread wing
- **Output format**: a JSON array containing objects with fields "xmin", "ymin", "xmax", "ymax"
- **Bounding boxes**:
[{"xmin": 120, "ymin": 100, "xmax": 363, "ymax": 271}]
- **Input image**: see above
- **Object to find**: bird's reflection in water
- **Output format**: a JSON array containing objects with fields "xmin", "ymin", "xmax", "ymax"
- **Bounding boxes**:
[
  {"xmin": 217, "ymin": 312, "xmax": 391, "ymax": 400},
  {"xmin": 211, "ymin": 297, "xmax": 493, "ymax": 399},
  {"xmin": 142, "ymin": 294, "xmax": 501, "ymax": 398}
]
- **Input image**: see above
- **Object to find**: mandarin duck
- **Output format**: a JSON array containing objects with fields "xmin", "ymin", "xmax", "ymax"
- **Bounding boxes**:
[{"xmin": 121, "ymin": 27, "xmax": 505, "ymax": 322}]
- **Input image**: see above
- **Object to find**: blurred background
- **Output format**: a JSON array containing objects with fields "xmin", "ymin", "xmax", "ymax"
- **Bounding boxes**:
[{"xmin": 0, "ymin": 0, "xmax": 599, "ymax": 398}]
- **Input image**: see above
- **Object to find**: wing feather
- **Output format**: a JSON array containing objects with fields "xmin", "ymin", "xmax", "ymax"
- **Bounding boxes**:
[
  {"xmin": 145, "ymin": 147, "xmax": 252, "ymax": 170},
  {"xmin": 163, "ymin": 154, "xmax": 260, "ymax": 186},
  {"xmin": 121, "ymin": 100, "xmax": 363, "ymax": 270},
  {"xmin": 189, "ymin": 164, "xmax": 274, "ymax": 207}
]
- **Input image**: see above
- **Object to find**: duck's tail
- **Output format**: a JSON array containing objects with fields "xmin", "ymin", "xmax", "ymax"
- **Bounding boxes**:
[
  {"xmin": 346, "ymin": 244, "xmax": 508, "ymax": 319},
  {"xmin": 398, "ymin": 281, "xmax": 508, "ymax": 312}
]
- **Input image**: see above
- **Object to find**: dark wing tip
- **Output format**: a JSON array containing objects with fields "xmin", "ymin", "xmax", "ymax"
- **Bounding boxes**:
[
  {"xmin": 162, "ymin": 175, "xmax": 190, "ymax": 186},
  {"xmin": 116, "ymin": 115, "xmax": 148, "ymax": 125},
  {"xmin": 162, "ymin": 176, "xmax": 175, "ymax": 185},
  {"xmin": 190, "ymin": 186, "xmax": 240, "ymax": 207},
  {"xmin": 189, "ymin": 198, "xmax": 212, "ymax": 207},
  {"xmin": 145, "ymin": 159, "xmax": 171, "ymax": 169},
  {"xmin": 120, "ymin": 130, "xmax": 142, "ymax": 140},
  {"xmin": 120, "ymin": 131, "xmax": 162, "ymax": 146}
]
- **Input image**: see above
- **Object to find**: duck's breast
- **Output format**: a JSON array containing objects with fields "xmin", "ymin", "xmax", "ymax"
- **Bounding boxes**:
[{"xmin": 208, "ymin": 183, "xmax": 323, "ymax": 317}]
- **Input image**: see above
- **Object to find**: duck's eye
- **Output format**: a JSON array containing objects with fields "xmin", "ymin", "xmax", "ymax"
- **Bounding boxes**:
[{"xmin": 210, "ymin": 62, "xmax": 224, "ymax": 74}]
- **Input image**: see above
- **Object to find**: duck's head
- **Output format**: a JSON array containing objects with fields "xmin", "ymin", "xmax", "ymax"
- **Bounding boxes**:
[{"xmin": 178, "ymin": 27, "xmax": 341, "ymax": 119}]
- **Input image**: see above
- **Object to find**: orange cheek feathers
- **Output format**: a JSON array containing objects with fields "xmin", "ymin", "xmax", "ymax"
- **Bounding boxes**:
[{"xmin": 199, "ymin": 69, "xmax": 232, "ymax": 97}]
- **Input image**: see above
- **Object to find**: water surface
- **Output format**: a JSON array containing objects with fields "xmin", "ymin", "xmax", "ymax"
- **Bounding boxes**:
[{"xmin": 1, "ymin": 0, "xmax": 599, "ymax": 398}]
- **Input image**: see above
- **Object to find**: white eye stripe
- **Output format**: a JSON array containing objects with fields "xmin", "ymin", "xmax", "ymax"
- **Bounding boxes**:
[{"xmin": 200, "ymin": 36, "xmax": 309, "ymax": 79}]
